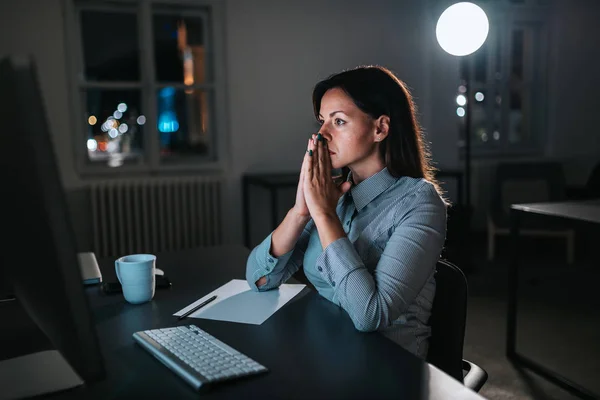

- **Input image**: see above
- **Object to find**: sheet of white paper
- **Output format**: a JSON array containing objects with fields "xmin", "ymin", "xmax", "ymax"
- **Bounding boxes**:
[{"xmin": 173, "ymin": 279, "xmax": 306, "ymax": 325}]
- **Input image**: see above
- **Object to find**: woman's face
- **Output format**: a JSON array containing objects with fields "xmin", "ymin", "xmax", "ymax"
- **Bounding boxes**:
[{"xmin": 317, "ymin": 88, "xmax": 381, "ymax": 171}]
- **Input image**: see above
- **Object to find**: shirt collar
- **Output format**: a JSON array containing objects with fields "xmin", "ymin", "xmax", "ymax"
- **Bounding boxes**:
[{"xmin": 347, "ymin": 167, "xmax": 398, "ymax": 212}]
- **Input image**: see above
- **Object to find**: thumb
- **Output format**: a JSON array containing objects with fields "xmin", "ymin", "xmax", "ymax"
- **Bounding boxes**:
[{"xmin": 339, "ymin": 181, "xmax": 353, "ymax": 195}]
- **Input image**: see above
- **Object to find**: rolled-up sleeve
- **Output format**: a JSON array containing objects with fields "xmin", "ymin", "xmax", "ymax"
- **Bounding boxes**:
[
  {"xmin": 246, "ymin": 222, "xmax": 312, "ymax": 291},
  {"xmin": 314, "ymin": 185, "xmax": 447, "ymax": 332}
]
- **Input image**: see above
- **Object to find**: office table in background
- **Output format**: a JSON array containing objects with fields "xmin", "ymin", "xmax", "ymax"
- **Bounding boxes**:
[
  {"xmin": 242, "ymin": 170, "xmax": 463, "ymax": 248},
  {"xmin": 507, "ymin": 200, "xmax": 600, "ymax": 400},
  {"xmin": 2, "ymin": 245, "xmax": 484, "ymax": 399}
]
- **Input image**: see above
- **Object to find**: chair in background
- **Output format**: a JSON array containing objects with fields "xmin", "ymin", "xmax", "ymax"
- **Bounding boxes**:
[
  {"xmin": 565, "ymin": 160, "xmax": 600, "ymax": 200},
  {"xmin": 487, "ymin": 161, "xmax": 575, "ymax": 264},
  {"xmin": 428, "ymin": 259, "xmax": 488, "ymax": 392},
  {"xmin": 584, "ymin": 161, "xmax": 600, "ymax": 199}
]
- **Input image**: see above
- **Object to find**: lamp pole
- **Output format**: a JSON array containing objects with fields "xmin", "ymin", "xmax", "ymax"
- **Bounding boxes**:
[
  {"xmin": 463, "ymin": 58, "xmax": 472, "ymax": 212},
  {"xmin": 436, "ymin": 1, "xmax": 488, "ymax": 224}
]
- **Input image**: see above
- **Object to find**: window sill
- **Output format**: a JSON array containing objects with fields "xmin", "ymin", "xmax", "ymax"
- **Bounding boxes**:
[{"xmin": 78, "ymin": 159, "xmax": 227, "ymax": 179}]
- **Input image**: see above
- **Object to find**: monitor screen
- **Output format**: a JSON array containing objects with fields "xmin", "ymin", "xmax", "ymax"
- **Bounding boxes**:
[{"xmin": 0, "ymin": 55, "xmax": 105, "ymax": 384}]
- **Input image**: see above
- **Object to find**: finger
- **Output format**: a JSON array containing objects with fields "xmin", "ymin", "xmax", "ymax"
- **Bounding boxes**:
[
  {"xmin": 312, "ymin": 134, "xmax": 320, "ymax": 179},
  {"xmin": 299, "ymin": 146, "xmax": 306, "ymax": 185},
  {"xmin": 301, "ymin": 136, "xmax": 314, "ymax": 175},
  {"xmin": 308, "ymin": 134, "xmax": 318, "ymax": 179},
  {"xmin": 323, "ymin": 138, "xmax": 332, "ymax": 175},
  {"xmin": 306, "ymin": 137, "xmax": 314, "ymax": 180},
  {"xmin": 340, "ymin": 181, "xmax": 352, "ymax": 195},
  {"xmin": 304, "ymin": 137, "xmax": 312, "ymax": 163},
  {"xmin": 317, "ymin": 135, "xmax": 331, "ymax": 181}
]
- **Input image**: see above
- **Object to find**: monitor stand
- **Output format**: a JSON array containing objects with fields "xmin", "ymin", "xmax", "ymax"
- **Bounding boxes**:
[{"xmin": 0, "ymin": 350, "xmax": 84, "ymax": 400}]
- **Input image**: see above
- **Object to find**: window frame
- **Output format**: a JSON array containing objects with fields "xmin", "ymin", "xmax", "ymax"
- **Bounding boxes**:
[
  {"xmin": 63, "ymin": 0, "xmax": 228, "ymax": 176},
  {"xmin": 459, "ymin": 2, "xmax": 551, "ymax": 158}
]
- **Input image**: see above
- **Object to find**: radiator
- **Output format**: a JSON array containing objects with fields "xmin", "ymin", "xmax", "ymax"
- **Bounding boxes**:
[{"xmin": 90, "ymin": 177, "xmax": 223, "ymax": 258}]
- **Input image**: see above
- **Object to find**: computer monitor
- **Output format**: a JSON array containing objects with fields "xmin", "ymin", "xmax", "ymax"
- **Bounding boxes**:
[{"xmin": 0, "ymin": 55, "xmax": 105, "ymax": 396}]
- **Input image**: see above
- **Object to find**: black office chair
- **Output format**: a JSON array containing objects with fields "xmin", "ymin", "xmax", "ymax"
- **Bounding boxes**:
[{"xmin": 427, "ymin": 259, "xmax": 488, "ymax": 393}]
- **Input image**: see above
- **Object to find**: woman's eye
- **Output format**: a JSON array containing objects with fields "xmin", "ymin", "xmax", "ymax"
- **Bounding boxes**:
[
  {"xmin": 334, "ymin": 118, "xmax": 346, "ymax": 126},
  {"xmin": 317, "ymin": 120, "xmax": 324, "ymax": 125}
]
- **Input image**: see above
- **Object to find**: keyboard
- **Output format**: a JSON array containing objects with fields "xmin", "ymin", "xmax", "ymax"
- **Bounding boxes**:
[{"xmin": 132, "ymin": 325, "xmax": 268, "ymax": 390}]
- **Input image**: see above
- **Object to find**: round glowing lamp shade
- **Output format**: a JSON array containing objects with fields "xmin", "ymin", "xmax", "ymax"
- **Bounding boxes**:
[{"xmin": 436, "ymin": 2, "xmax": 489, "ymax": 56}]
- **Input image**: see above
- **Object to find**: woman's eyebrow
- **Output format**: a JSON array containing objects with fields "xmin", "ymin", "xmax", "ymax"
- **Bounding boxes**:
[{"xmin": 318, "ymin": 110, "xmax": 345, "ymax": 119}]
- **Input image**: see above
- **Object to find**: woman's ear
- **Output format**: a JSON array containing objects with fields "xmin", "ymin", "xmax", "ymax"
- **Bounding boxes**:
[{"xmin": 374, "ymin": 115, "xmax": 390, "ymax": 142}]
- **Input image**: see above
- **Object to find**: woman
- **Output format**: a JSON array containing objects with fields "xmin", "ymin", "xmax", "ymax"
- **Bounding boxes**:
[{"xmin": 245, "ymin": 65, "xmax": 447, "ymax": 358}]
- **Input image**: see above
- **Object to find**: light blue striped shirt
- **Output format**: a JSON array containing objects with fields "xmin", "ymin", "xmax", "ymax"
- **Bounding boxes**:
[{"xmin": 246, "ymin": 168, "xmax": 447, "ymax": 358}]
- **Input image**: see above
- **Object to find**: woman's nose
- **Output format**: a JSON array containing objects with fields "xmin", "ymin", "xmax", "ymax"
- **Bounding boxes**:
[{"xmin": 318, "ymin": 129, "xmax": 332, "ymax": 142}]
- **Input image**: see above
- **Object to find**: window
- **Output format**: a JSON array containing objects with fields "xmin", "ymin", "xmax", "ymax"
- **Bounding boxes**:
[
  {"xmin": 455, "ymin": 1, "xmax": 550, "ymax": 156},
  {"xmin": 65, "ymin": 0, "xmax": 226, "ymax": 173}
]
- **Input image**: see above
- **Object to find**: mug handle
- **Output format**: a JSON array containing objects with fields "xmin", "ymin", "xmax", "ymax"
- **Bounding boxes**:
[{"xmin": 115, "ymin": 261, "xmax": 122, "ymax": 284}]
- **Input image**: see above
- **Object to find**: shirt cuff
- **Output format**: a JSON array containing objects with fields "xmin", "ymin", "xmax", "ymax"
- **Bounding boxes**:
[
  {"xmin": 249, "ymin": 233, "xmax": 295, "ymax": 290},
  {"xmin": 314, "ymin": 237, "xmax": 363, "ymax": 290}
]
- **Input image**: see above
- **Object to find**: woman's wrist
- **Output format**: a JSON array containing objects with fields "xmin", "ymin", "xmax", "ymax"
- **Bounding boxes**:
[
  {"xmin": 312, "ymin": 213, "xmax": 339, "ymax": 230},
  {"xmin": 312, "ymin": 212, "xmax": 346, "ymax": 249},
  {"xmin": 289, "ymin": 207, "xmax": 311, "ymax": 225},
  {"xmin": 310, "ymin": 209, "xmax": 338, "ymax": 223},
  {"xmin": 270, "ymin": 207, "xmax": 311, "ymax": 257}
]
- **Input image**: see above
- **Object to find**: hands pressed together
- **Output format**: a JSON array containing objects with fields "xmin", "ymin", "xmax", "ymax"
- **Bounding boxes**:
[{"xmin": 293, "ymin": 134, "xmax": 352, "ymax": 221}]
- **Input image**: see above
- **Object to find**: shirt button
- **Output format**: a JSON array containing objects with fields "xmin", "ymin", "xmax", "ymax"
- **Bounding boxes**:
[
  {"xmin": 317, "ymin": 266, "xmax": 323, "ymax": 272},
  {"xmin": 346, "ymin": 221, "xmax": 350, "ymax": 226},
  {"xmin": 265, "ymin": 266, "xmax": 271, "ymax": 271},
  {"xmin": 331, "ymin": 281, "xmax": 336, "ymax": 287},
  {"xmin": 267, "ymin": 257, "xmax": 274, "ymax": 263}
]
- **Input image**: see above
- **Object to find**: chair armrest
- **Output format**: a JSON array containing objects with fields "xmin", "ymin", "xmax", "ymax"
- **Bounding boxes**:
[{"xmin": 462, "ymin": 359, "xmax": 488, "ymax": 393}]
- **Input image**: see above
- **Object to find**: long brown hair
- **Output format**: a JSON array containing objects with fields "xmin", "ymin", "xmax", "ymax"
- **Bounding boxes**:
[{"xmin": 312, "ymin": 65, "xmax": 443, "ymax": 197}]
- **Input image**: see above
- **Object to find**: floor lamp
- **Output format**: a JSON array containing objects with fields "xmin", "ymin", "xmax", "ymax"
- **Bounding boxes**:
[{"xmin": 436, "ymin": 2, "xmax": 489, "ymax": 223}]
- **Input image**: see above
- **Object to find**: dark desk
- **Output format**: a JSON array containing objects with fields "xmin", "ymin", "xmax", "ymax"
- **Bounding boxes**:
[
  {"xmin": 242, "ymin": 170, "xmax": 463, "ymax": 248},
  {"xmin": 508, "ymin": 200, "xmax": 600, "ymax": 400},
  {"xmin": 2, "ymin": 245, "xmax": 482, "ymax": 399}
]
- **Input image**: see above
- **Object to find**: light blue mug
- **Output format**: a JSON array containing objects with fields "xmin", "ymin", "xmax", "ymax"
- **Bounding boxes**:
[{"xmin": 115, "ymin": 254, "xmax": 156, "ymax": 304}]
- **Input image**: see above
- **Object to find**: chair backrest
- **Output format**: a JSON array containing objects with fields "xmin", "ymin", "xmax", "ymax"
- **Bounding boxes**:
[
  {"xmin": 586, "ymin": 161, "xmax": 600, "ymax": 198},
  {"xmin": 490, "ymin": 161, "xmax": 566, "ymax": 225},
  {"xmin": 427, "ymin": 259, "xmax": 468, "ymax": 382}
]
